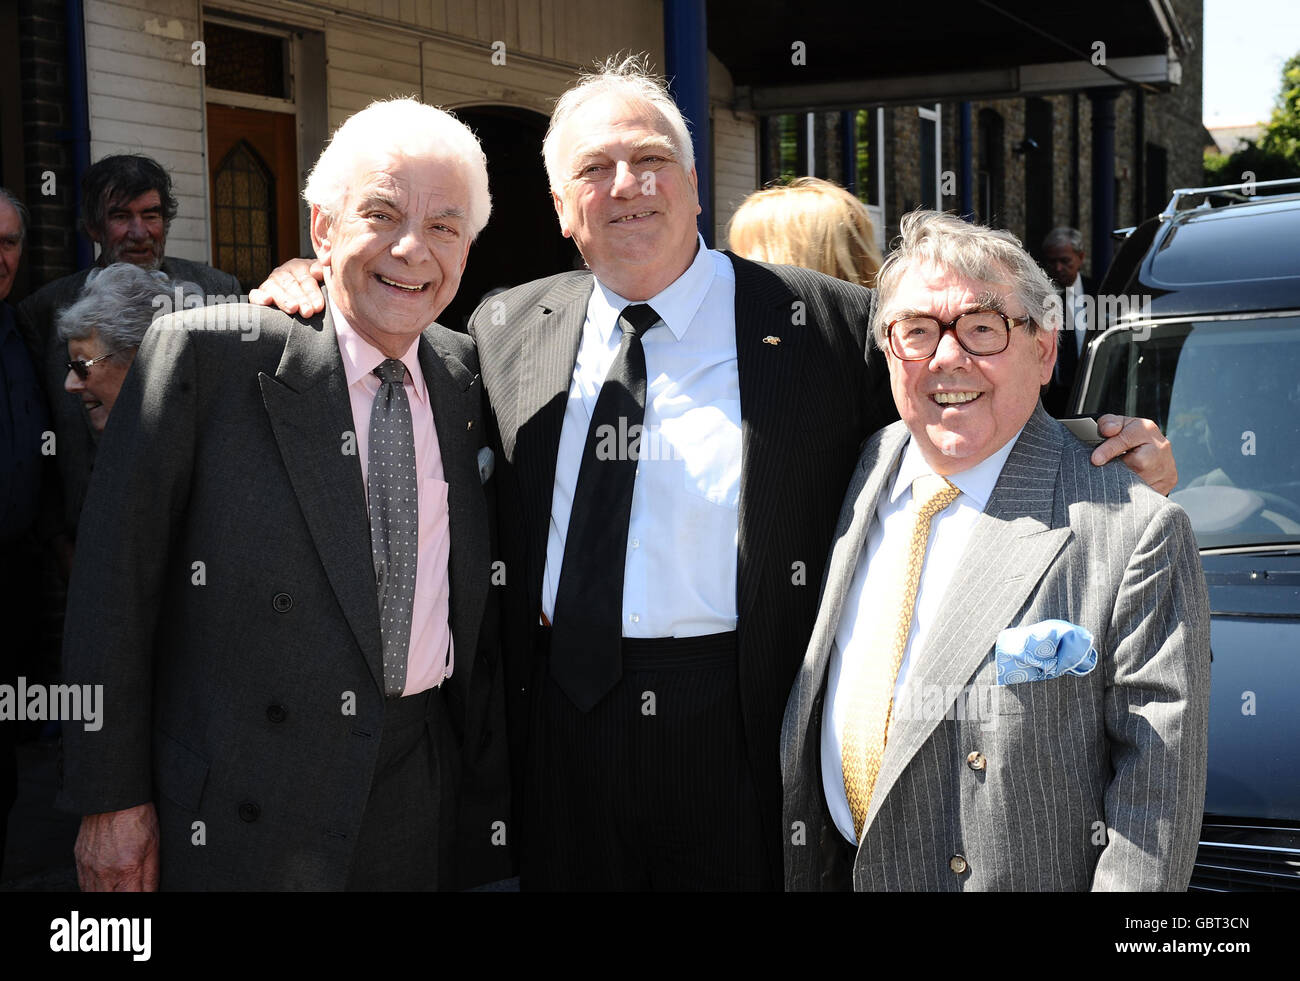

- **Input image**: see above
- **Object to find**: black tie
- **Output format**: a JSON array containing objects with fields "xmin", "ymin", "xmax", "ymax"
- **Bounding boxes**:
[
  {"xmin": 550, "ymin": 303, "xmax": 662, "ymax": 711},
  {"xmin": 1055, "ymin": 288, "xmax": 1077, "ymax": 387}
]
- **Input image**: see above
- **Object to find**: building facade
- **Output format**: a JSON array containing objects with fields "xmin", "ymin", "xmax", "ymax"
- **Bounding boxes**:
[{"xmin": 4, "ymin": 0, "xmax": 1202, "ymax": 313}]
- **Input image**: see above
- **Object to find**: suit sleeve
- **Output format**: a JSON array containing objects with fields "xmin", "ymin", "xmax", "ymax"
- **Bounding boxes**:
[
  {"xmin": 1092, "ymin": 502, "xmax": 1211, "ymax": 890},
  {"xmin": 57, "ymin": 318, "xmax": 199, "ymax": 815},
  {"xmin": 449, "ymin": 362, "xmax": 514, "ymax": 888}
]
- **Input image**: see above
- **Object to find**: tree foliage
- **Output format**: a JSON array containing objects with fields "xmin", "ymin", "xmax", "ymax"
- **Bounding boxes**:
[
  {"xmin": 1204, "ymin": 51, "xmax": 1300, "ymax": 185},
  {"xmin": 1258, "ymin": 52, "xmax": 1300, "ymax": 165}
]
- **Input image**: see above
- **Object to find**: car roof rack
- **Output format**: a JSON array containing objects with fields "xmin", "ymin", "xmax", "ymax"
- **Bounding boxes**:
[{"xmin": 1159, "ymin": 177, "xmax": 1300, "ymax": 219}]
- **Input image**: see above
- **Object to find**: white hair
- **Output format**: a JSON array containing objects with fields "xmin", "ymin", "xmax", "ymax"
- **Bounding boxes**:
[
  {"xmin": 57, "ymin": 264, "xmax": 204, "ymax": 350},
  {"xmin": 542, "ymin": 52, "xmax": 695, "ymax": 191},
  {"xmin": 1041, "ymin": 226, "xmax": 1085, "ymax": 254},
  {"xmin": 872, "ymin": 210, "xmax": 1062, "ymax": 349},
  {"xmin": 302, "ymin": 98, "xmax": 492, "ymax": 239}
]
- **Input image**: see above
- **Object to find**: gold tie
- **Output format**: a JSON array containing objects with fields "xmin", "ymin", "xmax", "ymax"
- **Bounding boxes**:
[{"xmin": 841, "ymin": 472, "xmax": 960, "ymax": 841}]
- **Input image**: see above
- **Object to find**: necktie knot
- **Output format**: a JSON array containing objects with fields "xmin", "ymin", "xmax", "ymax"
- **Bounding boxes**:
[
  {"xmin": 912, "ymin": 473, "xmax": 959, "ymax": 515},
  {"xmin": 375, "ymin": 358, "xmax": 407, "ymax": 386},
  {"xmin": 618, "ymin": 303, "xmax": 662, "ymax": 339}
]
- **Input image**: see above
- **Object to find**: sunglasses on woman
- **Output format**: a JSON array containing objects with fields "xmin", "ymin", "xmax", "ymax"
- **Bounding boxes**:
[{"xmin": 66, "ymin": 347, "xmax": 129, "ymax": 380}]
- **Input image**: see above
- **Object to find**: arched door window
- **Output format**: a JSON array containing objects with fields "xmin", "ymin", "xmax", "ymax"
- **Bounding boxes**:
[{"xmin": 212, "ymin": 140, "xmax": 275, "ymax": 289}]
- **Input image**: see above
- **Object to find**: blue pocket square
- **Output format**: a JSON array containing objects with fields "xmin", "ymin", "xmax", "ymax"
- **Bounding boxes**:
[
  {"xmin": 477, "ymin": 446, "xmax": 495, "ymax": 484},
  {"xmin": 995, "ymin": 620, "xmax": 1097, "ymax": 685}
]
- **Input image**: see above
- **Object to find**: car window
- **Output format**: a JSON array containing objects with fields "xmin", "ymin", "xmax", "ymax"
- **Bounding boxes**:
[{"xmin": 1082, "ymin": 316, "xmax": 1300, "ymax": 549}]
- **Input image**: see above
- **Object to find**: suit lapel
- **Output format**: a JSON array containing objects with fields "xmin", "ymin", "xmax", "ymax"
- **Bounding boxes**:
[
  {"xmin": 512, "ymin": 276, "xmax": 591, "ymax": 600},
  {"xmin": 785, "ymin": 423, "xmax": 907, "ymax": 878},
  {"xmin": 863, "ymin": 406, "xmax": 1071, "ymax": 832},
  {"xmin": 258, "ymin": 299, "xmax": 384, "ymax": 690},
  {"xmin": 418, "ymin": 330, "xmax": 488, "ymax": 694},
  {"xmin": 729, "ymin": 253, "xmax": 809, "ymax": 625},
  {"xmin": 802, "ymin": 423, "xmax": 910, "ymax": 707}
]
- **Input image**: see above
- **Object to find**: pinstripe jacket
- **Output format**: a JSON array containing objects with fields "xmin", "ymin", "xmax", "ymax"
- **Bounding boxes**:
[
  {"xmin": 782, "ymin": 405, "xmax": 1212, "ymax": 890},
  {"xmin": 467, "ymin": 253, "xmax": 898, "ymax": 883}
]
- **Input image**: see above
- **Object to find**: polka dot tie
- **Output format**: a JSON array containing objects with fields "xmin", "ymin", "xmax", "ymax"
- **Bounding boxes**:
[
  {"xmin": 841, "ymin": 472, "xmax": 960, "ymax": 841},
  {"xmin": 368, "ymin": 358, "xmax": 419, "ymax": 697}
]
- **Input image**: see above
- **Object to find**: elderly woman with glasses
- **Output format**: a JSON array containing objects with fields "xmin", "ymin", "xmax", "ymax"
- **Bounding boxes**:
[{"xmin": 58, "ymin": 263, "xmax": 202, "ymax": 435}]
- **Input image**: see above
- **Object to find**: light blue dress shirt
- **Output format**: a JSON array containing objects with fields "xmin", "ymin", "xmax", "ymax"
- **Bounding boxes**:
[{"xmin": 542, "ymin": 236, "xmax": 742, "ymax": 638}]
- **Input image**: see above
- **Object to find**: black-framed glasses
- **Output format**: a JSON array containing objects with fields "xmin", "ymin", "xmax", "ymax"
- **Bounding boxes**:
[
  {"xmin": 66, "ymin": 347, "xmax": 130, "ymax": 380},
  {"xmin": 885, "ymin": 310, "xmax": 1031, "ymax": 361}
]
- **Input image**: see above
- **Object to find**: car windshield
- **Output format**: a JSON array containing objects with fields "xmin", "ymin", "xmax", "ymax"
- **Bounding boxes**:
[{"xmin": 1081, "ymin": 315, "xmax": 1300, "ymax": 549}]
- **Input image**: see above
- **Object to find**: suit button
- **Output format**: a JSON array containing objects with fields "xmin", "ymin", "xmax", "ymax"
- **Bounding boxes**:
[
  {"xmin": 238, "ymin": 801, "xmax": 261, "ymax": 823},
  {"xmin": 272, "ymin": 592, "xmax": 293, "ymax": 613},
  {"xmin": 966, "ymin": 751, "xmax": 987, "ymax": 771},
  {"xmin": 949, "ymin": 855, "xmax": 968, "ymax": 875},
  {"xmin": 267, "ymin": 703, "xmax": 287, "ymax": 724}
]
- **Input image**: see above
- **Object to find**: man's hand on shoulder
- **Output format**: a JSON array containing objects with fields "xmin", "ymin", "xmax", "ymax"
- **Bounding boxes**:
[
  {"xmin": 248, "ymin": 257, "xmax": 326, "ymax": 318},
  {"xmin": 1090, "ymin": 414, "xmax": 1177, "ymax": 496},
  {"xmin": 74, "ymin": 802, "xmax": 161, "ymax": 892}
]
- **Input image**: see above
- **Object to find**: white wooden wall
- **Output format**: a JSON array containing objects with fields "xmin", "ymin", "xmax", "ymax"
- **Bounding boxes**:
[
  {"xmin": 708, "ymin": 54, "xmax": 757, "ymax": 246},
  {"xmin": 83, "ymin": 0, "xmax": 209, "ymax": 262},
  {"xmin": 81, "ymin": 0, "xmax": 762, "ymax": 261},
  {"xmin": 325, "ymin": 0, "xmax": 664, "ymax": 66}
]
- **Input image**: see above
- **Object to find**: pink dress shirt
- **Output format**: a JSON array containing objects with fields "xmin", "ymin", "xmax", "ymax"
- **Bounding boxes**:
[{"xmin": 332, "ymin": 302, "xmax": 453, "ymax": 694}]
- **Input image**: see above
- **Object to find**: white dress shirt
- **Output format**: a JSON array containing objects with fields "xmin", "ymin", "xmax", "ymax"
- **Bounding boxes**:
[
  {"xmin": 542, "ymin": 235, "xmax": 742, "ymax": 638},
  {"xmin": 1064, "ymin": 272, "xmax": 1088, "ymax": 355},
  {"xmin": 821, "ymin": 430, "xmax": 1022, "ymax": 843}
]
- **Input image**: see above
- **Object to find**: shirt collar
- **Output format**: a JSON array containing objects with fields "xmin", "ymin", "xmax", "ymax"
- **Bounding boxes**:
[
  {"xmin": 589, "ymin": 233, "xmax": 713, "ymax": 344},
  {"xmin": 1066, "ymin": 272, "xmax": 1083, "ymax": 295},
  {"xmin": 889, "ymin": 426, "xmax": 1025, "ymax": 512},
  {"xmin": 327, "ymin": 284, "xmax": 428, "ymax": 406}
]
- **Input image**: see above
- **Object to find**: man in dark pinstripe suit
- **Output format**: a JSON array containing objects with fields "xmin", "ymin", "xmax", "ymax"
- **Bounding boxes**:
[{"xmin": 782, "ymin": 211, "xmax": 1210, "ymax": 890}]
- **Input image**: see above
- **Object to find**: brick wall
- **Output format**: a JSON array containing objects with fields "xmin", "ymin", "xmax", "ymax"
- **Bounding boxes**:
[
  {"xmin": 16, "ymin": 0, "xmax": 79, "ymax": 298},
  {"xmin": 887, "ymin": 1, "xmax": 1202, "ymax": 280}
]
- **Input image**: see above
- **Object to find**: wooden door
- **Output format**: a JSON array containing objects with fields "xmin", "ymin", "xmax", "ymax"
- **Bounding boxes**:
[{"xmin": 206, "ymin": 103, "xmax": 298, "ymax": 291}]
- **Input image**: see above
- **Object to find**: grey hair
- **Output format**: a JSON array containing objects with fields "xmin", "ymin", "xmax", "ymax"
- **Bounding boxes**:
[
  {"xmin": 872, "ymin": 210, "xmax": 1062, "ymax": 350},
  {"xmin": 302, "ymin": 98, "xmax": 492, "ymax": 240},
  {"xmin": 542, "ymin": 52, "xmax": 695, "ymax": 190},
  {"xmin": 57, "ymin": 263, "xmax": 203, "ymax": 350},
  {"xmin": 1041, "ymin": 226, "xmax": 1085, "ymax": 254},
  {"xmin": 0, "ymin": 187, "xmax": 29, "ymax": 245}
]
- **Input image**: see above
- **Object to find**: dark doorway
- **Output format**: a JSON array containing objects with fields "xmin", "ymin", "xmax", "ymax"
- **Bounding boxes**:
[
  {"xmin": 1024, "ymin": 98, "xmax": 1054, "ymax": 257},
  {"xmin": 1144, "ymin": 143, "xmax": 1168, "ymax": 222},
  {"xmin": 442, "ymin": 106, "xmax": 578, "ymax": 332},
  {"xmin": 976, "ymin": 108, "xmax": 1004, "ymax": 227}
]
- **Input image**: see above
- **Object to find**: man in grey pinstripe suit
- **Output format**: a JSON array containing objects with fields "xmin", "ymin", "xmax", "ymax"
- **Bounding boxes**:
[{"xmin": 782, "ymin": 211, "xmax": 1211, "ymax": 891}]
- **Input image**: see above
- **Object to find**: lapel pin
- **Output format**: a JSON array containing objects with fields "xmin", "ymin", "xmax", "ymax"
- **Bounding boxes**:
[
  {"xmin": 467, "ymin": 420, "xmax": 473, "ymax": 430},
  {"xmin": 763, "ymin": 335, "xmax": 781, "ymax": 346}
]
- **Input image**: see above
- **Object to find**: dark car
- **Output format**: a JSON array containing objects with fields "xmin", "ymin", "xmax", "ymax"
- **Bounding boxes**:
[{"xmin": 1075, "ymin": 177, "xmax": 1300, "ymax": 891}]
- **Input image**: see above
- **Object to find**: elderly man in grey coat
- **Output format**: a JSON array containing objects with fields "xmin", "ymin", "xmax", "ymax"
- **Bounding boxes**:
[
  {"xmin": 59, "ymin": 98, "xmax": 508, "ymax": 891},
  {"xmin": 782, "ymin": 210, "xmax": 1211, "ymax": 891}
]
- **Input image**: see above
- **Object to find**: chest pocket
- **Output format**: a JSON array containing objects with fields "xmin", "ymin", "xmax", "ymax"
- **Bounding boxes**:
[{"xmin": 661, "ymin": 402, "xmax": 742, "ymax": 510}]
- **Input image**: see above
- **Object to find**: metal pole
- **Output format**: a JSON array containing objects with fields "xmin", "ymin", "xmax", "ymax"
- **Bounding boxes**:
[{"xmin": 663, "ymin": 0, "xmax": 712, "ymax": 246}]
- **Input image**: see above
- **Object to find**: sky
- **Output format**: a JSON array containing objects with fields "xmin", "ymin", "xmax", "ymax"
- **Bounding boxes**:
[{"xmin": 1202, "ymin": 0, "xmax": 1300, "ymax": 128}]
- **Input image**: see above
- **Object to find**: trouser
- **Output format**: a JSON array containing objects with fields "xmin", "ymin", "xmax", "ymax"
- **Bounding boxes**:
[
  {"xmin": 523, "ymin": 628, "xmax": 772, "ymax": 891},
  {"xmin": 345, "ymin": 684, "xmax": 456, "ymax": 891}
]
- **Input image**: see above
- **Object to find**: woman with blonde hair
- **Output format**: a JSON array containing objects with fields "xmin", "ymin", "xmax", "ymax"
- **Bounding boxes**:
[{"xmin": 727, "ymin": 176, "xmax": 883, "ymax": 287}]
